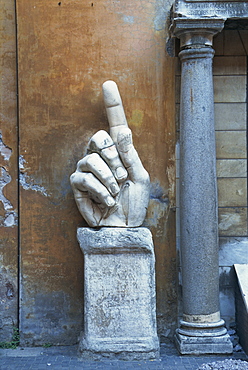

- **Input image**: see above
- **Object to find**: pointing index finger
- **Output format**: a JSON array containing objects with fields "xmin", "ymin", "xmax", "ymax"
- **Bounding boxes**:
[{"xmin": 102, "ymin": 80, "xmax": 128, "ymax": 143}]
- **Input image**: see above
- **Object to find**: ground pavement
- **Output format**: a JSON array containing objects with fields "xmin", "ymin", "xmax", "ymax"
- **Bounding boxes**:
[{"xmin": 0, "ymin": 340, "xmax": 247, "ymax": 370}]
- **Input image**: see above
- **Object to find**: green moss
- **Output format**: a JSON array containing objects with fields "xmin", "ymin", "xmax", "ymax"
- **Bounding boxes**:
[{"xmin": 0, "ymin": 327, "xmax": 20, "ymax": 349}]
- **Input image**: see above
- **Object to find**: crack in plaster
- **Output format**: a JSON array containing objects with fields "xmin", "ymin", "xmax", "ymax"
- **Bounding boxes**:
[
  {"xmin": 0, "ymin": 133, "xmax": 18, "ymax": 227},
  {"xmin": 19, "ymin": 156, "xmax": 49, "ymax": 197}
]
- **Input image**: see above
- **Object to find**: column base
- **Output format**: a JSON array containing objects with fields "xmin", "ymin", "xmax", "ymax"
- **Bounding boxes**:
[
  {"xmin": 175, "ymin": 330, "xmax": 233, "ymax": 355},
  {"xmin": 78, "ymin": 335, "xmax": 160, "ymax": 361}
]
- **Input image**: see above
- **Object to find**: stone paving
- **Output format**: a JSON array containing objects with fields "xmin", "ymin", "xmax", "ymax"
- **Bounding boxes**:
[{"xmin": 0, "ymin": 340, "xmax": 247, "ymax": 370}]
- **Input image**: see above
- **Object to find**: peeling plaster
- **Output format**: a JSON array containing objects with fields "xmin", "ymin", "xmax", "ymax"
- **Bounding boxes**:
[
  {"xmin": 122, "ymin": 15, "xmax": 134, "ymax": 24},
  {"xmin": 19, "ymin": 156, "xmax": 49, "ymax": 197},
  {"xmin": 0, "ymin": 133, "xmax": 12, "ymax": 161},
  {"xmin": 0, "ymin": 167, "xmax": 18, "ymax": 227},
  {"xmin": 146, "ymin": 181, "xmax": 169, "ymax": 228},
  {"xmin": 154, "ymin": 0, "xmax": 168, "ymax": 31},
  {"xmin": 0, "ymin": 167, "xmax": 12, "ymax": 210},
  {"xmin": 150, "ymin": 181, "xmax": 169, "ymax": 204}
]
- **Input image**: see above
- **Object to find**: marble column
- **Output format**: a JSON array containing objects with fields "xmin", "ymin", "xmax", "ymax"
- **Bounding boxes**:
[{"xmin": 171, "ymin": 20, "xmax": 233, "ymax": 354}]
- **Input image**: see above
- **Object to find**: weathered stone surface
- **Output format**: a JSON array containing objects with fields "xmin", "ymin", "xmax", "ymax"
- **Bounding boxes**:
[
  {"xmin": 171, "ymin": 2, "xmax": 247, "ymax": 354},
  {"xmin": 70, "ymin": 82, "xmax": 150, "ymax": 228},
  {"xmin": 234, "ymin": 264, "xmax": 248, "ymax": 309},
  {"xmin": 219, "ymin": 237, "xmax": 248, "ymax": 266},
  {"xmin": 77, "ymin": 227, "xmax": 159, "ymax": 360},
  {"xmin": 175, "ymin": 332, "xmax": 233, "ymax": 355},
  {"xmin": 216, "ymin": 132, "xmax": 246, "ymax": 159},
  {"xmin": 172, "ymin": 0, "xmax": 248, "ymax": 20},
  {"xmin": 218, "ymin": 178, "xmax": 247, "ymax": 207},
  {"xmin": 215, "ymin": 103, "xmax": 246, "ymax": 130},
  {"xmin": 214, "ymin": 30, "xmax": 248, "ymax": 56},
  {"xmin": 170, "ymin": 7, "xmax": 233, "ymax": 354},
  {"xmin": 234, "ymin": 264, "xmax": 248, "ymax": 355},
  {"xmin": 214, "ymin": 76, "xmax": 246, "ymax": 103},
  {"xmin": 216, "ymin": 160, "xmax": 246, "ymax": 178},
  {"xmin": 213, "ymin": 56, "xmax": 247, "ymax": 76},
  {"xmin": 218, "ymin": 208, "xmax": 247, "ymax": 236},
  {"xmin": 219, "ymin": 266, "xmax": 235, "ymax": 327},
  {"xmin": 0, "ymin": 0, "xmax": 18, "ymax": 341},
  {"xmin": 16, "ymin": 0, "xmax": 177, "ymax": 344},
  {"xmin": 179, "ymin": 46, "xmax": 220, "ymax": 317}
]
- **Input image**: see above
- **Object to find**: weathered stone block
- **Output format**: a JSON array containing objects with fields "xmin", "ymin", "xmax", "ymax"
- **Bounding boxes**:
[
  {"xmin": 239, "ymin": 30, "xmax": 248, "ymax": 56},
  {"xmin": 216, "ymin": 131, "xmax": 246, "ymax": 159},
  {"xmin": 175, "ymin": 332, "xmax": 233, "ymax": 355},
  {"xmin": 222, "ymin": 30, "xmax": 247, "ymax": 56},
  {"xmin": 214, "ymin": 76, "xmax": 246, "ymax": 103},
  {"xmin": 216, "ymin": 159, "xmax": 246, "ymax": 178},
  {"xmin": 215, "ymin": 103, "xmax": 246, "ymax": 130},
  {"xmin": 213, "ymin": 56, "xmax": 246, "ymax": 76},
  {"xmin": 234, "ymin": 264, "xmax": 248, "ymax": 355},
  {"xmin": 77, "ymin": 227, "xmax": 160, "ymax": 360},
  {"xmin": 214, "ymin": 30, "xmax": 247, "ymax": 56},
  {"xmin": 175, "ymin": 76, "xmax": 181, "ymax": 104},
  {"xmin": 218, "ymin": 207, "xmax": 247, "ymax": 236},
  {"xmin": 217, "ymin": 178, "xmax": 247, "ymax": 207}
]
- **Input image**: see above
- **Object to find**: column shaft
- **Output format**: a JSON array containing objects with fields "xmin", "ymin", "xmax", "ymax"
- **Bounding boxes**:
[
  {"xmin": 179, "ymin": 47, "xmax": 219, "ymax": 317},
  {"xmin": 174, "ymin": 44, "xmax": 232, "ymax": 354}
]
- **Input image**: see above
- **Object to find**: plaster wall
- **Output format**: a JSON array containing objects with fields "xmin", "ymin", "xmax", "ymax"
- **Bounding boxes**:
[
  {"xmin": 0, "ymin": 0, "xmax": 18, "ymax": 342},
  {"xmin": 12, "ymin": 0, "xmax": 177, "ymax": 345}
]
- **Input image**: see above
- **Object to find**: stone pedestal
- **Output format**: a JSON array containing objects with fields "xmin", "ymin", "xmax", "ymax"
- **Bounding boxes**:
[
  {"xmin": 77, "ymin": 227, "xmax": 160, "ymax": 360},
  {"xmin": 170, "ymin": 17, "xmax": 233, "ymax": 354}
]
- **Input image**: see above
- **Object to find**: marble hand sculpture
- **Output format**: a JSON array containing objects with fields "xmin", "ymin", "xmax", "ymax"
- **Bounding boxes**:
[{"xmin": 70, "ymin": 80, "xmax": 150, "ymax": 227}]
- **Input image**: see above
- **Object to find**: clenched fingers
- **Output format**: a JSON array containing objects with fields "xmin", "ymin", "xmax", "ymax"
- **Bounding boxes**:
[
  {"xmin": 70, "ymin": 172, "xmax": 115, "ymax": 208},
  {"xmin": 76, "ymin": 152, "xmax": 120, "ymax": 197},
  {"xmin": 88, "ymin": 130, "xmax": 127, "ymax": 182}
]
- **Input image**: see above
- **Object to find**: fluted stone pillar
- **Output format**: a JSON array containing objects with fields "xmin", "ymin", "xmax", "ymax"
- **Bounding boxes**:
[{"xmin": 171, "ymin": 20, "xmax": 233, "ymax": 354}]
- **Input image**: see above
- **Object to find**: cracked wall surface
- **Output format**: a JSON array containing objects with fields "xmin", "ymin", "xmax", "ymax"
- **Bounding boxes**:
[
  {"xmin": 14, "ymin": 0, "xmax": 176, "ymax": 345},
  {"xmin": 0, "ymin": 0, "xmax": 18, "ymax": 341}
]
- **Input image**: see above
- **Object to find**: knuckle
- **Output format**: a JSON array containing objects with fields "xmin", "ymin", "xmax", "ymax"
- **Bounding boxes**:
[
  {"xmin": 89, "ymin": 130, "xmax": 113, "ymax": 152},
  {"xmin": 83, "ymin": 172, "xmax": 94, "ymax": 185},
  {"xmin": 85, "ymin": 152, "xmax": 99, "ymax": 167},
  {"xmin": 142, "ymin": 170, "xmax": 150, "ymax": 184},
  {"xmin": 70, "ymin": 172, "xmax": 78, "ymax": 185},
  {"xmin": 101, "ymin": 145, "xmax": 119, "ymax": 161}
]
